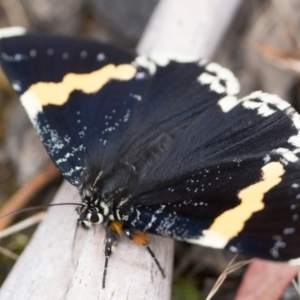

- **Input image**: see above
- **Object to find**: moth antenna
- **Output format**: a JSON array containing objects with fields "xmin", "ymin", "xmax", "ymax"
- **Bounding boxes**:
[
  {"xmin": 0, "ymin": 203, "xmax": 82, "ymax": 221},
  {"xmin": 146, "ymin": 245, "xmax": 166, "ymax": 278}
]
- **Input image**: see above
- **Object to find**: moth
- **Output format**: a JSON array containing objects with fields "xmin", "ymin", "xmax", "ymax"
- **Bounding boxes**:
[{"xmin": 1, "ymin": 27, "xmax": 300, "ymax": 287}]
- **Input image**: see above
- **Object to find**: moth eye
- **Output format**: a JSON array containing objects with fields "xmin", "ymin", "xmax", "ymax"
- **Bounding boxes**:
[{"xmin": 90, "ymin": 213, "xmax": 100, "ymax": 223}]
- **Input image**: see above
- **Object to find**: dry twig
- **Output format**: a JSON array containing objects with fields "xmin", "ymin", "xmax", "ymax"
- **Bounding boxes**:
[{"xmin": 0, "ymin": 162, "xmax": 60, "ymax": 230}]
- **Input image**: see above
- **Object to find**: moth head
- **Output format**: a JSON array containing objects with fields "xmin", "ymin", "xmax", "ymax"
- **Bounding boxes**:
[
  {"xmin": 77, "ymin": 186, "xmax": 106, "ymax": 228},
  {"xmin": 76, "ymin": 204, "xmax": 104, "ymax": 229}
]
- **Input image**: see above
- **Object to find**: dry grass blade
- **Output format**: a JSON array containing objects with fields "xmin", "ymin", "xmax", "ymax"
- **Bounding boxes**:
[
  {"xmin": 255, "ymin": 42, "xmax": 300, "ymax": 76},
  {"xmin": 0, "ymin": 246, "xmax": 18, "ymax": 260},
  {"xmin": 271, "ymin": 0, "xmax": 299, "ymax": 49},
  {"xmin": 0, "ymin": 212, "xmax": 45, "ymax": 239},
  {"xmin": 0, "ymin": 162, "xmax": 60, "ymax": 231},
  {"xmin": 291, "ymin": 267, "xmax": 300, "ymax": 298},
  {"xmin": 298, "ymin": 267, "xmax": 300, "ymax": 298},
  {"xmin": 246, "ymin": 2, "xmax": 275, "ymax": 42},
  {"xmin": 206, "ymin": 255, "xmax": 253, "ymax": 300}
]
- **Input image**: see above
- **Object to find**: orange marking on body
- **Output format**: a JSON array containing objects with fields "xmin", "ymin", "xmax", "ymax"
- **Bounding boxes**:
[
  {"xmin": 132, "ymin": 233, "xmax": 149, "ymax": 245},
  {"xmin": 110, "ymin": 221, "xmax": 124, "ymax": 235}
]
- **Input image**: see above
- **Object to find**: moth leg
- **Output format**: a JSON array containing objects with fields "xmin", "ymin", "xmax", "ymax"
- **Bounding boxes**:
[
  {"xmin": 103, "ymin": 224, "xmax": 121, "ymax": 289},
  {"xmin": 123, "ymin": 226, "xmax": 166, "ymax": 278}
]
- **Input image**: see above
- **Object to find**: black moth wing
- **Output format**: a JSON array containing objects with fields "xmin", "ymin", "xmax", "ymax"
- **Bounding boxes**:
[
  {"xmin": 0, "ymin": 32, "xmax": 150, "ymax": 186},
  {"xmin": 0, "ymin": 31, "xmax": 236, "ymax": 187},
  {"xmin": 118, "ymin": 80, "xmax": 300, "ymax": 262}
]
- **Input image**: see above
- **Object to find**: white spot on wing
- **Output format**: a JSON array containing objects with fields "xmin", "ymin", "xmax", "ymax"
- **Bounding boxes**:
[
  {"xmin": 186, "ymin": 230, "xmax": 228, "ymax": 249},
  {"xmin": 135, "ymin": 72, "xmax": 146, "ymax": 80},
  {"xmin": 0, "ymin": 27, "xmax": 26, "ymax": 39},
  {"xmin": 288, "ymin": 134, "xmax": 300, "ymax": 148},
  {"xmin": 149, "ymin": 52, "xmax": 198, "ymax": 66},
  {"xmin": 283, "ymin": 228, "xmax": 295, "ymax": 235},
  {"xmin": 129, "ymin": 93, "xmax": 142, "ymax": 101},
  {"xmin": 47, "ymin": 49, "xmax": 54, "ymax": 56},
  {"xmin": 229, "ymin": 246, "xmax": 238, "ymax": 253},
  {"xmin": 135, "ymin": 53, "xmax": 198, "ymax": 75},
  {"xmin": 30, "ymin": 49, "xmax": 37, "ymax": 57},
  {"xmin": 134, "ymin": 55, "xmax": 156, "ymax": 75},
  {"xmin": 97, "ymin": 53, "xmax": 105, "ymax": 61},
  {"xmin": 242, "ymin": 98, "xmax": 275, "ymax": 117},
  {"xmin": 205, "ymin": 62, "xmax": 240, "ymax": 95},
  {"xmin": 199, "ymin": 72, "xmax": 225, "ymax": 94},
  {"xmin": 273, "ymin": 148, "xmax": 299, "ymax": 162},
  {"xmin": 218, "ymin": 95, "xmax": 240, "ymax": 112},
  {"xmin": 80, "ymin": 50, "xmax": 87, "ymax": 58},
  {"xmin": 12, "ymin": 81, "xmax": 22, "ymax": 92},
  {"xmin": 200, "ymin": 62, "xmax": 240, "ymax": 98},
  {"xmin": 263, "ymin": 154, "xmax": 271, "ymax": 164},
  {"xmin": 1, "ymin": 53, "xmax": 27, "ymax": 62},
  {"xmin": 20, "ymin": 91, "xmax": 42, "ymax": 123},
  {"xmin": 241, "ymin": 91, "xmax": 290, "ymax": 117},
  {"xmin": 62, "ymin": 52, "xmax": 69, "ymax": 60},
  {"xmin": 289, "ymin": 257, "xmax": 300, "ymax": 266}
]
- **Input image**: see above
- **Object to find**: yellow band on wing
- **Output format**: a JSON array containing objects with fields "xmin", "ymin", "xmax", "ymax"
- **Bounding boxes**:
[
  {"xmin": 20, "ymin": 64, "xmax": 137, "ymax": 121},
  {"xmin": 209, "ymin": 161, "xmax": 284, "ymax": 239}
]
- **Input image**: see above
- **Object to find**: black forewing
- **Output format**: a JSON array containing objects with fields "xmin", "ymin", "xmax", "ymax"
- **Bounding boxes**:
[{"xmin": 0, "ymin": 33, "xmax": 149, "ymax": 186}]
